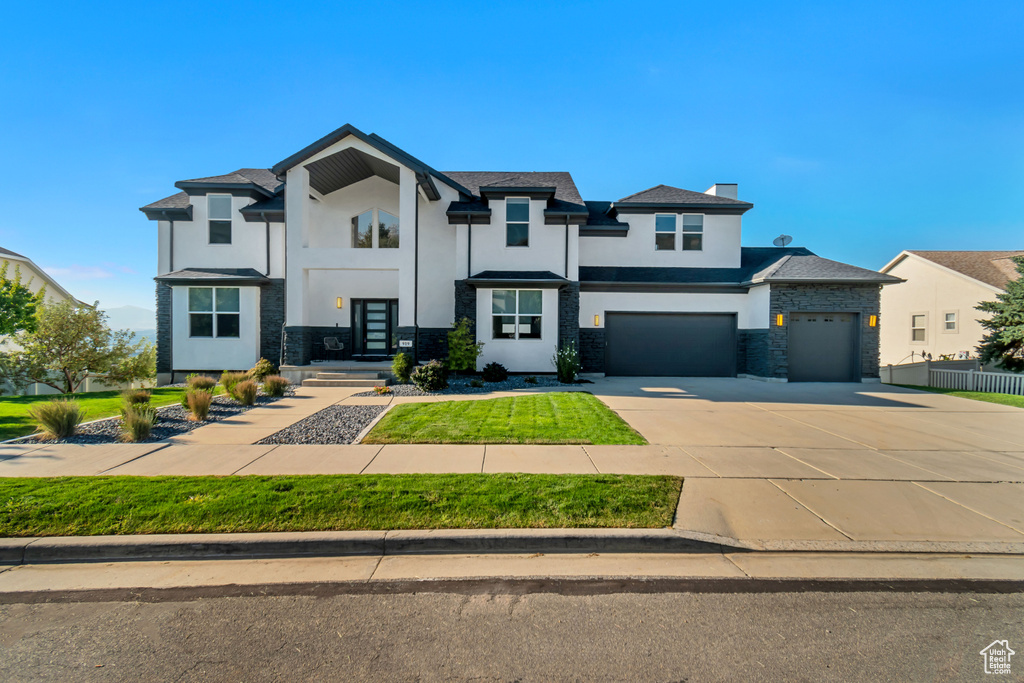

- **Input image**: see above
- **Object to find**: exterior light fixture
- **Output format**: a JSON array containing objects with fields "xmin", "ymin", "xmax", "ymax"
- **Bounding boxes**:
[
  {"xmin": 869, "ymin": 314, "xmax": 877, "ymax": 327},
  {"xmin": 776, "ymin": 313, "xmax": 784, "ymax": 327},
  {"xmin": 336, "ymin": 297, "xmax": 344, "ymax": 309},
  {"xmin": 594, "ymin": 314, "xmax": 600, "ymax": 326}
]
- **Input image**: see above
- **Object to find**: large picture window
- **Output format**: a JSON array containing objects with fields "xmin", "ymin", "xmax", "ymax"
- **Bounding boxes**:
[
  {"xmin": 505, "ymin": 198, "xmax": 530, "ymax": 247},
  {"xmin": 492, "ymin": 289, "xmax": 542, "ymax": 340},
  {"xmin": 351, "ymin": 208, "xmax": 399, "ymax": 249},
  {"xmin": 208, "ymin": 195, "xmax": 232, "ymax": 244},
  {"xmin": 189, "ymin": 287, "xmax": 240, "ymax": 338}
]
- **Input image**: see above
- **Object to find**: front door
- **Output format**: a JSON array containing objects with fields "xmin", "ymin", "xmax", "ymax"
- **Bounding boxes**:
[{"xmin": 352, "ymin": 299, "xmax": 399, "ymax": 358}]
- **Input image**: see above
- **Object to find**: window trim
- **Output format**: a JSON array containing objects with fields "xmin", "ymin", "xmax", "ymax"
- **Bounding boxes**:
[
  {"xmin": 207, "ymin": 194, "xmax": 233, "ymax": 245},
  {"xmin": 187, "ymin": 286, "xmax": 241, "ymax": 339},
  {"xmin": 505, "ymin": 197, "xmax": 530, "ymax": 248},
  {"xmin": 654, "ymin": 213, "xmax": 676, "ymax": 251},
  {"xmin": 681, "ymin": 213, "xmax": 704, "ymax": 252},
  {"xmin": 942, "ymin": 310, "xmax": 959, "ymax": 333},
  {"xmin": 491, "ymin": 289, "xmax": 543, "ymax": 341},
  {"xmin": 910, "ymin": 312, "xmax": 927, "ymax": 344}
]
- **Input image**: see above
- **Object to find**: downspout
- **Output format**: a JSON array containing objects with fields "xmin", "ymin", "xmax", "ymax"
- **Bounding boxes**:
[
  {"xmin": 279, "ymin": 189, "xmax": 289, "ymax": 368},
  {"xmin": 467, "ymin": 215, "xmax": 472, "ymax": 276},
  {"xmin": 260, "ymin": 211, "xmax": 270, "ymax": 276},
  {"xmin": 413, "ymin": 191, "xmax": 420, "ymax": 359},
  {"xmin": 564, "ymin": 214, "xmax": 570, "ymax": 278},
  {"xmin": 160, "ymin": 211, "xmax": 175, "ymax": 272}
]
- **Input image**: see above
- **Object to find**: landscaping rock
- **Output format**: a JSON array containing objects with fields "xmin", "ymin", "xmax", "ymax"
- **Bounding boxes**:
[{"xmin": 255, "ymin": 405, "xmax": 386, "ymax": 445}]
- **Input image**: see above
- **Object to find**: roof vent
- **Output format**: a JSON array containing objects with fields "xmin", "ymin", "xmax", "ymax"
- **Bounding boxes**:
[{"xmin": 705, "ymin": 183, "xmax": 738, "ymax": 200}]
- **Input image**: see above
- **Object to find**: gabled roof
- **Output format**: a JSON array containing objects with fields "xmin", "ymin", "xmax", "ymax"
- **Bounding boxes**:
[
  {"xmin": 444, "ymin": 171, "xmax": 584, "ymax": 206},
  {"xmin": 141, "ymin": 191, "xmax": 192, "ymax": 212},
  {"xmin": 616, "ymin": 184, "xmax": 753, "ymax": 212},
  {"xmin": 892, "ymin": 250, "xmax": 1024, "ymax": 290},
  {"xmin": 175, "ymin": 167, "xmax": 281, "ymax": 197},
  {"xmin": 0, "ymin": 246, "xmax": 81, "ymax": 303},
  {"xmin": 0, "ymin": 246, "xmax": 27, "ymax": 260}
]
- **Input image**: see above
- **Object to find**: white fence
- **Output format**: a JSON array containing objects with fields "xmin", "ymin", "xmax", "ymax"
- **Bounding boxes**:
[{"xmin": 929, "ymin": 368, "xmax": 1024, "ymax": 396}]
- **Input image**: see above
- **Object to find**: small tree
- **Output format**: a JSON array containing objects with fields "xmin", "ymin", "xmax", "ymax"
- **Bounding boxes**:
[
  {"xmin": 0, "ymin": 300, "xmax": 155, "ymax": 394},
  {"xmin": 977, "ymin": 256, "xmax": 1024, "ymax": 372},
  {"xmin": 0, "ymin": 261, "xmax": 45, "ymax": 336},
  {"xmin": 446, "ymin": 317, "xmax": 483, "ymax": 375}
]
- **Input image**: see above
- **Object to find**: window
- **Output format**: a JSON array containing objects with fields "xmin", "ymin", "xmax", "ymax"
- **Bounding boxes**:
[
  {"xmin": 655, "ymin": 215, "xmax": 676, "ymax": 251},
  {"xmin": 944, "ymin": 311, "xmax": 958, "ymax": 332},
  {"xmin": 492, "ymin": 289, "xmax": 542, "ymax": 340},
  {"xmin": 189, "ymin": 287, "xmax": 240, "ymax": 338},
  {"xmin": 505, "ymin": 198, "xmax": 530, "ymax": 247},
  {"xmin": 682, "ymin": 215, "xmax": 703, "ymax": 250},
  {"xmin": 208, "ymin": 195, "xmax": 232, "ymax": 244},
  {"xmin": 351, "ymin": 209, "xmax": 399, "ymax": 248},
  {"xmin": 911, "ymin": 314, "xmax": 926, "ymax": 342}
]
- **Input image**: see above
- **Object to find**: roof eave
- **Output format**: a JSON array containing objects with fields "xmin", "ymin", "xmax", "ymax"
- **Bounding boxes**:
[
  {"xmin": 174, "ymin": 181, "xmax": 274, "ymax": 198},
  {"xmin": 140, "ymin": 206, "xmax": 193, "ymax": 222},
  {"xmin": 615, "ymin": 202, "xmax": 753, "ymax": 214}
]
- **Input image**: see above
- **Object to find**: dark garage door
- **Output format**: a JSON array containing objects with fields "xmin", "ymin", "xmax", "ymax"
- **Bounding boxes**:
[
  {"xmin": 605, "ymin": 313, "xmax": 737, "ymax": 377},
  {"xmin": 787, "ymin": 312, "xmax": 860, "ymax": 382}
]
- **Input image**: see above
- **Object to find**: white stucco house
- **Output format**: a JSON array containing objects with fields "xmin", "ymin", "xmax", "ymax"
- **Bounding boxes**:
[
  {"xmin": 142, "ymin": 123, "xmax": 900, "ymax": 384},
  {"xmin": 879, "ymin": 250, "xmax": 1024, "ymax": 365}
]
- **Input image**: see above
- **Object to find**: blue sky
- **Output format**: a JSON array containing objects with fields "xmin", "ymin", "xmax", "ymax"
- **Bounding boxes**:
[{"xmin": 1, "ymin": 1, "xmax": 1021, "ymax": 311}]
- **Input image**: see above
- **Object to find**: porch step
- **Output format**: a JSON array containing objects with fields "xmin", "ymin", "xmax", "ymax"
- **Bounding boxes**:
[
  {"xmin": 314, "ymin": 372, "xmax": 382, "ymax": 380},
  {"xmin": 301, "ymin": 378, "xmax": 390, "ymax": 388}
]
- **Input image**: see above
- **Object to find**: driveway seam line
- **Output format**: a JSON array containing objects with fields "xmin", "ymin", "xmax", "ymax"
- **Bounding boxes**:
[
  {"xmin": 94, "ymin": 442, "xmax": 172, "ymax": 476},
  {"xmin": 675, "ymin": 446, "xmax": 724, "ymax": 477},
  {"xmin": 758, "ymin": 407, "xmax": 879, "ymax": 451},
  {"xmin": 766, "ymin": 479, "xmax": 856, "ymax": 541},
  {"xmin": 720, "ymin": 551, "xmax": 752, "ymax": 578},
  {"xmin": 910, "ymin": 482, "xmax": 1024, "ymax": 536},
  {"xmin": 770, "ymin": 446, "xmax": 841, "ymax": 480}
]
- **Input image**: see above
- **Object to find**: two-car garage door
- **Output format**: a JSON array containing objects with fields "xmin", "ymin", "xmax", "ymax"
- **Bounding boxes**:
[{"xmin": 605, "ymin": 312, "xmax": 737, "ymax": 377}]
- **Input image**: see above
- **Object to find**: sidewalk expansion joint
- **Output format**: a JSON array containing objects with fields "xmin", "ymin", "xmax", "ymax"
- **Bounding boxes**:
[
  {"xmin": 95, "ymin": 442, "xmax": 172, "ymax": 476},
  {"xmin": 766, "ymin": 479, "xmax": 855, "ymax": 542}
]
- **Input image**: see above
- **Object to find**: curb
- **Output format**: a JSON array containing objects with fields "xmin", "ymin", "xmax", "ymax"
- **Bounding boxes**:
[{"xmin": 3, "ymin": 528, "xmax": 1023, "ymax": 565}]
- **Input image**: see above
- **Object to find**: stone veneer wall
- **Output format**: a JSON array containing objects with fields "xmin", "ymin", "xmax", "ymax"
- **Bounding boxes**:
[
  {"xmin": 259, "ymin": 280, "xmax": 286, "ymax": 366},
  {"xmin": 737, "ymin": 329, "xmax": 770, "ymax": 377},
  {"xmin": 580, "ymin": 328, "xmax": 605, "ymax": 373},
  {"xmin": 558, "ymin": 283, "xmax": 580, "ymax": 350},
  {"xmin": 155, "ymin": 282, "xmax": 173, "ymax": 376},
  {"xmin": 768, "ymin": 283, "xmax": 882, "ymax": 379},
  {"xmin": 454, "ymin": 280, "xmax": 476, "ymax": 334},
  {"xmin": 417, "ymin": 328, "xmax": 449, "ymax": 362}
]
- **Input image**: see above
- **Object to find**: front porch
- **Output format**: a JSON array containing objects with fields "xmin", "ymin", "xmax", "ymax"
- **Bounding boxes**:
[{"xmin": 278, "ymin": 361, "xmax": 394, "ymax": 385}]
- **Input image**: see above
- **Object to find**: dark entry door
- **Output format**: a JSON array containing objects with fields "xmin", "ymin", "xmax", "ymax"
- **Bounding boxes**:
[
  {"xmin": 605, "ymin": 312, "xmax": 737, "ymax": 377},
  {"xmin": 787, "ymin": 312, "xmax": 860, "ymax": 382},
  {"xmin": 352, "ymin": 299, "xmax": 399, "ymax": 358}
]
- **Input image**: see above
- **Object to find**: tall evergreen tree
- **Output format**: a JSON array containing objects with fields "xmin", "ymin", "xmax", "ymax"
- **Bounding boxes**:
[{"xmin": 976, "ymin": 256, "xmax": 1024, "ymax": 372}]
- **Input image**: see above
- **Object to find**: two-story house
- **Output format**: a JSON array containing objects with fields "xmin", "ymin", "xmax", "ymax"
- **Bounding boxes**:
[{"xmin": 142, "ymin": 123, "xmax": 900, "ymax": 384}]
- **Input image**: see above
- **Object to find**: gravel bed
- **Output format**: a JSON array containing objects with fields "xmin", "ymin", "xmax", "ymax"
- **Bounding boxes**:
[
  {"xmin": 26, "ymin": 389, "xmax": 295, "ymax": 445},
  {"xmin": 255, "ymin": 405, "xmax": 387, "ymax": 445},
  {"xmin": 352, "ymin": 375, "xmax": 584, "ymax": 397}
]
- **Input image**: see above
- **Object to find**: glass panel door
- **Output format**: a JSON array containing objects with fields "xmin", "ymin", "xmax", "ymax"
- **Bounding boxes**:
[
  {"xmin": 352, "ymin": 299, "xmax": 398, "ymax": 357},
  {"xmin": 365, "ymin": 302, "xmax": 388, "ymax": 353}
]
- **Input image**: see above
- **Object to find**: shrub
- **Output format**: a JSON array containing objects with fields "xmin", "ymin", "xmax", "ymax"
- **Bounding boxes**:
[
  {"xmin": 411, "ymin": 359, "xmax": 448, "ymax": 392},
  {"xmin": 28, "ymin": 399, "xmax": 84, "ymax": 440},
  {"xmin": 233, "ymin": 379, "xmax": 258, "ymax": 406},
  {"xmin": 121, "ymin": 388, "xmax": 151, "ymax": 406},
  {"xmin": 220, "ymin": 371, "xmax": 246, "ymax": 395},
  {"xmin": 262, "ymin": 375, "xmax": 290, "ymax": 398},
  {"xmin": 481, "ymin": 362, "xmax": 508, "ymax": 383},
  {"xmin": 186, "ymin": 374, "xmax": 217, "ymax": 391},
  {"xmin": 524, "ymin": 375, "xmax": 538, "ymax": 384},
  {"xmin": 391, "ymin": 352, "xmax": 413, "ymax": 383},
  {"xmin": 186, "ymin": 390, "xmax": 212, "ymax": 421},
  {"xmin": 446, "ymin": 318, "xmax": 483, "ymax": 375},
  {"xmin": 248, "ymin": 357, "xmax": 276, "ymax": 382},
  {"xmin": 469, "ymin": 378, "xmax": 484, "ymax": 388},
  {"xmin": 552, "ymin": 341, "xmax": 581, "ymax": 384},
  {"xmin": 119, "ymin": 404, "xmax": 157, "ymax": 442},
  {"xmin": 372, "ymin": 385, "xmax": 392, "ymax": 395}
]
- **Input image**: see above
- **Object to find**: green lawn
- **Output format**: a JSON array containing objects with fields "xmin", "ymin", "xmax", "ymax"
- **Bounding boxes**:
[
  {"xmin": 0, "ymin": 387, "xmax": 216, "ymax": 441},
  {"xmin": 363, "ymin": 392, "xmax": 647, "ymax": 445},
  {"xmin": 0, "ymin": 474, "xmax": 682, "ymax": 536},
  {"xmin": 897, "ymin": 384, "xmax": 1024, "ymax": 409}
]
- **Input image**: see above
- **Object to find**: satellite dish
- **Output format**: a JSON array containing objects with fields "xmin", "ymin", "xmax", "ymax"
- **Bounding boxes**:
[{"xmin": 773, "ymin": 234, "xmax": 793, "ymax": 247}]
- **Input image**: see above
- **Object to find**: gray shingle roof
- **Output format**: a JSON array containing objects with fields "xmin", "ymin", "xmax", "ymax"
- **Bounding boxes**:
[
  {"xmin": 0, "ymin": 246, "xmax": 27, "ymax": 260},
  {"xmin": 904, "ymin": 250, "xmax": 1024, "ymax": 290},
  {"xmin": 444, "ymin": 172, "xmax": 584, "ymax": 205},
  {"xmin": 584, "ymin": 201, "xmax": 630, "ymax": 228},
  {"xmin": 469, "ymin": 270, "xmax": 568, "ymax": 282},
  {"xmin": 617, "ymin": 184, "xmax": 750, "ymax": 206},
  {"xmin": 155, "ymin": 268, "xmax": 269, "ymax": 282},
  {"xmin": 179, "ymin": 168, "xmax": 282, "ymax": 194},
  {"xmin": 142, "ymin": 191, "xmax": 191, "ymax": 211},
  {"xmin": 580, "ymin": 247, "xmax": 900, "ymax": 286}
]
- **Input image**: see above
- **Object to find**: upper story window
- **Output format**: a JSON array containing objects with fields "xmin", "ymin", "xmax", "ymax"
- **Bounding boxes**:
[
  {"xmin": 208, "ymin": 195, "xmax": 232, "ymax": 244},
  {"xmin": 911, "ymin": 314, "xmax": 927, "ymax": 342},
  {"xmin": 188, "ymin": 287, "xmax": 240, "ymax": 338},
  {"xmin": 505, "ymin": 198, "xmax": 530, "ymax": 247},
  {"xmin": 655, "ymin": 215, "xmax": 676, "ymax": 250},
  {"xmin": 682, "ymin": 215, "xmax": 704, "ymax": 250},
  {"xmin": 352, "ymin": 209, "xmax": 399, "ymax": 249},
  {"xmin": 492, "ymin": 289, "xmax": 542, "ymax": 340},
  {"xmin": 944, "ymin": 311, "xmax": 958, "ymax": 332}
]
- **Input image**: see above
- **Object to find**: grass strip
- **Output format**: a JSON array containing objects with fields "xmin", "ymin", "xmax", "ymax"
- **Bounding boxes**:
[
  {"xmin": 363, "ymin": 392, "xmax": 647, "ymax": 445},
  {"xmin": 0, "ymin": 474, "xmax": 681, "ymax": 537},
  {"xmin": 0, "ymin": 387, "xmax": 220, "ymax": 442},
  {"xmin": 896, "ymin": 384, "xmax": 1024, "ymax": 409}
]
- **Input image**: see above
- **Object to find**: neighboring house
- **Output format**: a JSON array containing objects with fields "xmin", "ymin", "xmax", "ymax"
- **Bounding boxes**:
[
  {"xmin": 0, "ymin": 246, "xmax": 79, "ymax": 306},
  {"xmin": 141, "ymin": 123, "xmax": 900, "ymax": 384},
  {"xmin": 879, "ymin": 250, "xmax": 1024, "ymax": 365}
]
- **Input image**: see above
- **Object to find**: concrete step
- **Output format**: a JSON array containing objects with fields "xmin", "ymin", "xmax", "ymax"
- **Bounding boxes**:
[
  {"xmin": 315, "ymin": 372, "xmax": 384, "ymax": 380},
  {"xmin": 301, "ymin": 378, "xmax": 391, "ymax": 388}
]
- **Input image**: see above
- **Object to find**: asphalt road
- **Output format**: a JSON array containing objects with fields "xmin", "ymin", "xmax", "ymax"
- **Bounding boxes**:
[{"xmin": 1, "ymin": 589, "xmax": 1020, "ymax": 682}]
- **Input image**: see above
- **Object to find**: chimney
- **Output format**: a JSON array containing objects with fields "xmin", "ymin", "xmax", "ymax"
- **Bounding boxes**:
[{"xmin": 705, "ymin": 183, "xmax": 738, "ymax": 200}]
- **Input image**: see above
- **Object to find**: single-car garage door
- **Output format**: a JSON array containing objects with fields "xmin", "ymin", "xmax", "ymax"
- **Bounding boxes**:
[
  {"xmin": 605, "ymin": 312, "xmax": 737, "ymax": 377},
  {"xmin": 787, "ymin": 312, "xmax": 860, "ymax": 382}
]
